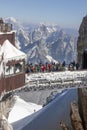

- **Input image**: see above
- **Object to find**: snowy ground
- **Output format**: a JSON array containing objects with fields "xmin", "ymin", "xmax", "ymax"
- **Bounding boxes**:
[
  {"xmin": 8, "ymin": 96, "xmax": 42, "ymax": 124},
  {"xmin": 26, "ymin": 70, "xmax": 87, "ymax": 85},
  {"xmin": 9, "ymin": 89, "xmax": 78, "ymax": 130},
  {"xmin": 8, "ymin": 70, "xmax": 87, "ymax": 130}
]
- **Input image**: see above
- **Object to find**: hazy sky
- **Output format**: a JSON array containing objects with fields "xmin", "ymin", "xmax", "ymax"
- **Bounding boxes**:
[{"xmin": 0, "ymin": 0, "xmax": 87, "ymax": 29}]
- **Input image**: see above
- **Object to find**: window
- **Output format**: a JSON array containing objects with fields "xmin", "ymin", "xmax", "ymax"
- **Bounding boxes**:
[
  {"xmin": 14, "ymin": 62, "xmax": 23, "ymax": 74},
  {"xmin": 5, "ymin": 61, "xmax": 25, "ymax": 76},
  {"xmin": 5, "ymin": 65, "xmax": 14, "ymax": 75}
]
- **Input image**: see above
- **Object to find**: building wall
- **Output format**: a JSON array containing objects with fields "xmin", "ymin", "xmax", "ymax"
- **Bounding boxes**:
[
  {"xmin": 4, "ymin": 72, "xmax": 25, "ymax": 93},
  {"xmin": 0, "ymin": 77, "xmax": 4, "ymax": 93},
  {"xmin": 0, "ymin": 18, "xmax": 26, "ymax": 95},
  {"xmin": 0, "ymin": 32, "xmax": 15, "ymax": 46}
]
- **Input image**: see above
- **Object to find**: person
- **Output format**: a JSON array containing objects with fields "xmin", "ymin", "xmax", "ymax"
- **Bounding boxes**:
[
  {"xmin": 71, "ymin": 60, "xmax": 76, "ymax": 70},
  {"xmin": 76, "ymin": 62, "xmax": 79, "ymax": 70},
  {"xmin": 62, "ymin": 61, "xmax": 66, "ymax": 67},
  {"xmin": 25, "ymin": 65, "xmax": 29, "ymax": 73},
  {"xmin": 68, "ymin": 63, "xmax": 73, "ymax": 71}
]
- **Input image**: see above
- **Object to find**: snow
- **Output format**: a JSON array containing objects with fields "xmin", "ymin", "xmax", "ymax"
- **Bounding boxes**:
[
  {"xmin": 18, "ymin": 29, "xmax": 29, "ymax": 44},
  {"xmin": 8, "ymin": 96, "xmax": 42, "ymax": 123},
  {"xmin": 15, "ymin": 38, "xmax": 21, "ymax": 49},
  {"xmin": 0, "ymin": 31, "xmax": 16, "ymax": 35},
  {"xmin": 46, "ymin": 55, "xmax": 58, "ymax": 63},
  {"xmin": 0, "ymin": 61, "xmax": 4, "ymax": 76},
  {"xmin": 0, "ymin": 39, "xmax": 26, "ymax": 76},
  {"xmin": 5, "ymin": 17, "xmax": 17, "ymax": 23},
  {"xmin": 6, "ymin": 70, "xmax": 87, "ymax": 130},
  {"xmin": 1, "ymin": 40, "xmax": 26, "ymax": 63},
  {"xmin": 26, "ymin": 70, "xmax": 87, "ymax": 85},
  {"xmin": 8, "ymin": 17, "xmax": 17, "ymax": 23}
]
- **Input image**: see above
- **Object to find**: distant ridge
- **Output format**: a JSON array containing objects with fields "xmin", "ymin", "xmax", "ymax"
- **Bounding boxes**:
[{"xmin": 5, "ymin": 17, "xmax": 77, "ymax": 64}]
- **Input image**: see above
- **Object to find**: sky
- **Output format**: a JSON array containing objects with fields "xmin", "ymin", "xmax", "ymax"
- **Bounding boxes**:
[{"xmin": 0, "ymin": 0, "xmax": 87, "ymax": 29}]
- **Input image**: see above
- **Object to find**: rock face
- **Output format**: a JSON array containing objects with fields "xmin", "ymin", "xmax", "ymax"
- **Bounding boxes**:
[
  {"xmin": 78, "ymin": 88, "xmax": 87, "ymax": 130},
  {"xmin": 77, "ymin": 15, "xmax": 87, "ymax": 69},
  {"xmin": 60, "ymin": 88, "xmax": 87, "ymax": 130},
  {"xmin": 0, "ymin": 114, "xmax": 13, "ymax": 130},
  {"xmin": 70, "ymin": 88, "xmax": 87, "ymax": 130},
  {"xmin": 0, "ymin": 94, "xmax": 14, "ymax": 130},
  {"xmin": 70, "ymin": 102, "xmax": 84, "ymax": 130}
]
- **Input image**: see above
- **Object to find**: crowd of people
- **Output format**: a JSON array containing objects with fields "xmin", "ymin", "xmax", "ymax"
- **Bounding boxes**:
[{"xmin": 25, "ymin": 61, "xmax": 79, "ymax": 74}]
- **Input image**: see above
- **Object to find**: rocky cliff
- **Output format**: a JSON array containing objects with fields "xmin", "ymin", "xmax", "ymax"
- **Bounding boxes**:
[
  {"xmin": 0, "ymin": 94, "xmax": 15, "ymax": 130},
  {"xmin": 78, "ymin": 88, "xmax": 87, "ymax": 130},
  {"xmin": 60, "ymin": 88, "xmax": 87, "ymax": 130},
  {"xmin": 77, "ymin": 15, "xmax": 87, "ymax": 69}
]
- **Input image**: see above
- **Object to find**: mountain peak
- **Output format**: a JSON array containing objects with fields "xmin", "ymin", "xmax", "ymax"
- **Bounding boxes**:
[{"xmin": 5, "ymin": 17, "xmax": 17, "ymax": 23}]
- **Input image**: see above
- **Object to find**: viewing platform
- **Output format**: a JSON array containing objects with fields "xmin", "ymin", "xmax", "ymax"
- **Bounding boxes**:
[{"xmin": 23, "ymin": 70, "xmax": 87, "ymax": 91}]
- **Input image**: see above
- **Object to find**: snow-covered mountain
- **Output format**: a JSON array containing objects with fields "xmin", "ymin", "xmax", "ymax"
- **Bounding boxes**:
[{"xmin": 5, "ymin": 17, "xmax": 78, "ymax": 64}]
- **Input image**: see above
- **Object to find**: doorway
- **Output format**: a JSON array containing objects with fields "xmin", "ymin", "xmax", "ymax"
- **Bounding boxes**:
[{"xmin": 82, "ymin": 50, "xmax": 87, "ymax": 69}]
